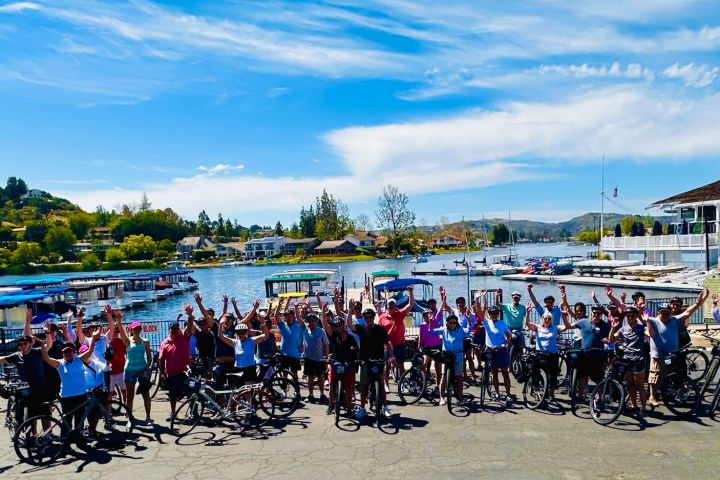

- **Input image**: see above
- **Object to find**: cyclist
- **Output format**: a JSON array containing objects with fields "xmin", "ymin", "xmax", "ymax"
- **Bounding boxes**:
[
  {"xmin": 379, "ymin": 287, "xmax": 414, "ymax": 391},
  {"xmin": 104, "ymin": 306, "xmax": 128, "ymax": 404},
  {"xmin": 606, "ymin": 306, "xmax": 653, "ymax": 417},
  {"xmin": 39, "ymin": 327, "xmax": 101, "ymax": 434},
  {"xmin": 158, "ymin": 308, "xmax": 193, "ymax": 419},
  {"xmin": 0, "ymin": 329, "xmax": 52, "ymax": 429},
  {"xmin": 418, "ymin": 309, "xmax": 442, "ymax": 383},
  {"xmin": 440, "ymin": 287, "xmax": 476, "ymax": 379},
  {"xmin": 527, "ymin": 283, "xmax": 563, "ymax": 326},
  {"xmin": 646, "ymin": 288, "xmax": 708, "ymax": 407},
  {"xmin": 119, "ymin": 318, "xmax": 152, "ymax": 424},
  {"xmin": 669, "ymin": 296, "xmax": 693, "ymax": 349},
  {"xmin": 497, "ymin": 288, "xmax": 527, "ymax": 344},
  {"xmin": 429, "ymin": 313, "xmax": 468, "ymax": 406},
  {"xmin": 482, "ymin": 303, "xmax": 513, "ymax": 403},
  {"xmin": 275, "ymin": 297, "xmax": 303, "ymax": 386},
  {"xmin": 216, "ymin": 320, "xmax": 269, "ymax": 385},
  {"xmin": 346, "ymin": 308, "xmax": 395, "ymax": 418},
  {"xmin": 297, "ymin": 312, "xmax": 329, "ymax": 403},
  {"xmin": 523, "ymin": 304, "xmax": 571, "ymax": 399},
  {"xmin": 565, "ymin": 305, "xmax": 611, "ymax": 399},
  {"xmin": 321, "ymin": 304, "xmax": 359, "ymax": 415}
]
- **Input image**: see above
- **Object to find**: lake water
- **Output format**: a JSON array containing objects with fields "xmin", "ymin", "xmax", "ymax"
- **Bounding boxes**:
[{"xmin": 2, "ymin": 243, "xmax": 696, "ymax": 323}]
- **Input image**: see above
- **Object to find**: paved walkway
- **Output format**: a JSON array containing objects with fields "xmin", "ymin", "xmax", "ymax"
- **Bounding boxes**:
[{"xmin": 2, "ymin": 376, "xmax": 719, "ymax": 480}]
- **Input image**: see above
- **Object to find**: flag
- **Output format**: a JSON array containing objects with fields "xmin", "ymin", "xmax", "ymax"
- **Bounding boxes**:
[{"xmin": 612, "ymin": 187, "xmax": 618, "ymax": 198}]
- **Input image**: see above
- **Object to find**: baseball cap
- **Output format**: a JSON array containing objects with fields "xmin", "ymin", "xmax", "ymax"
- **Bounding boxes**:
[
  {"xmin": 657, "ymin": 303, "xmax": 671, "ymax": 312},
  {"xmin": 510, "ymin": 291, "xmax": 522, "ymax": 297},
  {"xmin": 130, "ymin": 321, "xmax": 142, "ymax": 329}
]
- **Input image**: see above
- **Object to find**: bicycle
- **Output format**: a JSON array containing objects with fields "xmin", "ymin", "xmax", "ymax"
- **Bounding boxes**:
[
  {"xmin": 589, "ymin": 349, "xmax": 629, "ymax": 425},
  {"xmin": 698, "ymin": 335, "xmax": 720, "ymax": 399},
  {"xmin": 329, "ymin": 360, "xmax": 354, "ymax": 425},
  {"xmin": 659, "ymin": 349, "xmax": 701, "ymax": 418},
  {"xmin": 148, "ymin": 350, "xmax": 163, "ymax": 399},
  {"xmin": 397, "ymin": 347, "xmax": 439, "ymax": 406},
  {"xmin": 508, "ymin": 329, "xmax": 525, "ymax": 382},
  {"xmin": 257, "ymin": 353, "xmax": 301, "ymax": 418},
  {"xmin": 13, "ymin": 386, "xmax": 134, "ymax": 466},
  {"xmin": 520, "ymin": 350, "xmax": 550, "ymax": 410},
  {"xmin": 476, "ymin": 346, "xmax": 502, "ymax": 409},
  {"xmin": 170, "ymin": 376, "xmax": 275, "ymax": 437},
  {"xmin": 684, "ymin": 346, "xmax": 709, "ymax": 383},
  {"xmin": 363, "ymin": 359, "xmax": 387, "ymax": 425},
  {"xmin": 1, "ymin": 378, "xmax": 30, "ymax": 438}
]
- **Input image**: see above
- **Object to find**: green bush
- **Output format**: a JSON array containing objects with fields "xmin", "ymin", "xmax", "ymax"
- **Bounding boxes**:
[
  {"xmin": 270, "ymin": 251, "xmax": 283, "ymax": 259},
  {"xmin": 192, "ymin": 249, "xmax": 215, "ymax": 262},
  {"xmin": 80, "ymin": 252, "xmax": 101, "ymax": 271}
]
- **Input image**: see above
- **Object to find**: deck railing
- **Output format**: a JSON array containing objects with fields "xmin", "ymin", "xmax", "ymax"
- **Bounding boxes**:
[{"xmin": 602, "ymin": 234, "xmax": 718, "ymax": 250}]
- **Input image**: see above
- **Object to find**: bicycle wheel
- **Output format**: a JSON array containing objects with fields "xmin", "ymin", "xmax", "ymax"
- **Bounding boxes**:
[
  {"xmin": 700, "ymin": 360, "xmax": 719, "ymax": 398},
  {"xmin": 265, "ymin": 377, "xmax": 300, "ymax": 418},
  {"xmin": 398, "ymin": 368, "xmax": 426, "ymax": 405},
  {"xmin": 95, "ymin": 400, "xmax": 134, "ymax": 446},
  {"xmin": 569, "ymin": 370, "xmax": 579, "ymax": 410},
  {"xmin": 246, "ymin": 390, "xmax": 275, "ymax": 430},
  {"xmin": 686, "ymin": 350, "xmax": 709, "ymax": 382},
  {"xmin": 590, "ymin": 379, "xmax": 625, "ymax": 426},
  {"xmin": 661, "ymin": 373, "xmax": 700, "ymax": 417},
  {"xmin": 13, "ymin": 415, "xmax": 66, "ymax": 466},
  {"xmin": 510, "ymin": 346, "xmax": 523, "ymax": 382},
  {"xmin": 709, "ymin": 383, "xmax": 720, "ymax": 420},
  {"xmin": 5, "ymin": 396, "xmax": 17, "ymax": 438},
  {"xmin": 170, "ymin": 396, "xmax": 206, "ymax": 437},
  {"xmin": 523, "ymin": 369, "xmax": 548, "ymax": 410},
  {"xmin": 374, "ymin": 378, "xmax": 383, "ymax": 425},
  {"xmin": 334, "ymin": 380, "xmax": 343, "ymax": 425},
  {"xmin": 478, "ymin": 368, "xmax": 488, "ymax": 409},
  {"xmin": 445, "ymin": 370, "xmax": 454, "ymax": 412},
  {"xmin": 270, "ymin": 368, "xmax": 299, "ymax": 387},
  {"xmin": 557, "ymin": 357, "xmax": 568, "ymax": 389}
]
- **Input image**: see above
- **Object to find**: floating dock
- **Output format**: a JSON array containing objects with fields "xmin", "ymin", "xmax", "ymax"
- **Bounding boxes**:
[
  {"xmin": 500, "ymin": 273, "xmax": 702, "ymax": 293},
  {"xmin": 411, "ymin": 270, "xmax": 449, "ymax": 276}
]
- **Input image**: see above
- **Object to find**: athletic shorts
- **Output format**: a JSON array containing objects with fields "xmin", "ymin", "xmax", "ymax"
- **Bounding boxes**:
[
  {"xmin": 165, "ymin": 372, "xmax": 188, "ymax": 400},
  {"xmin": 488, "ymin": 346, "xmax": 510, "ymax": 370},
  {"xmin": 392, "ymin": 344, "xmax": 406, "ymax": 364},
  {"xmin": 28, "ymin": 385, "xmax": 53, "ymax": 417},
  {"xmin": 648, "ymin": 358, "xmax": 669, "ymax": 385},
  {"xmin": 124, "ymin": 369, "xmax": 145, "ymax": 384},
  {"xmin": 625, "ymin": 356, "xmax": 647, "ymax": 375},
  {"xmin": 359, "ymin": 363, "xmax": 384, "ymax": 385},
  {"xmin": 577, "ymin": 354, "xmax": 605, "ymax": 383},
  {"xmin": 109, "ymin": 373, "xmax": 126, "ymax": 391},
  {"xmin": 234, "ymin": 365, "xmax": 258, "ymax": 384},
  {"xmin": 303, "ymin": 358, "xmax": 326, "ymax": 376},
  {"xmin": 282, "ymin": 356, "xmax": 301, "ymax": 373}
]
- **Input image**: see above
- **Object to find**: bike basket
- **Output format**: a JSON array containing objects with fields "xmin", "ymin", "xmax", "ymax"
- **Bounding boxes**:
[
  {"xmin": 184, "ymin": 377, "xmax": 201, "ymax": 393},
  {"xmin": 333, "ymin": 363, "xmax": 347, "ymax": 375}
]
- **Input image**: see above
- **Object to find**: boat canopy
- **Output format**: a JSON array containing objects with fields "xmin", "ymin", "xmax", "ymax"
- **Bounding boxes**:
[
  {"xmin": 370, "ymin": 270, "xmax": 399, "ymax": 278},
  {"xmin": 265, "ymin": 274, "xmax": 328, "ymax": 283},
  {"xmin": 375, "ymin": 278, "xmax": 432, "ymax": 292},
  {"xmin": 14, "ymin": 278, "xmax": 66, "ymax": 286},
  {"xmin": 0, "ymin": 293, "xmax": 50, "ymax": 308}
]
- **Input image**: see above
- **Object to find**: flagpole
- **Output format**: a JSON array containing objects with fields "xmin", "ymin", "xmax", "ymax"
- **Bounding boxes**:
[{"xmin": 600, "ymin": 155, "xmax": 604, "ymax": 257}]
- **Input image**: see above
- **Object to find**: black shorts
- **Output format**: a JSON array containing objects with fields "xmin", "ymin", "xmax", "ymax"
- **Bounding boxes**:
[
  {"xmin": 28, "ymin": 385, "xmax": 53, "ymax": 417},
  {"xmin": 215, "ymin": 361, "xmax": 236, "ymax": 386},
  {"xmin": 166, "ymin": 372, "xmax": 188, "ymax": 400},
  {"xmin": 577, "ymin": 354, "xmax": 604, "ymax": 383},
  {"xmin": 235, "ymin": 365, "xmax": 258, "ymax": 384},
  {"xmin": 625, "ymin": 356, "xmax": 647, "ymax": 374},
  {"xmin": 393, "ymin": 344, "xmax": 406, "ymax": 364},
  {"xmin": 303, "ymin": 359, "xmax": 326, "ymax": 376},
  {"xmin": 282, "ymin": 356, "xmax": 301, "ymax": 373}
]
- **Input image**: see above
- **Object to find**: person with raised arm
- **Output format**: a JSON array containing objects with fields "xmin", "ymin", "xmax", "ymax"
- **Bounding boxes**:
[
  {"xmin": 441, "ymin": 286, "xmax": 476, "ymax": 379},
  {"xmin": 527, "ymin": 283, "xmax": 563, "ymax": 326},
  {"xmin": 104, "ymin": 306, "xmax": 128, "ymax": 404},
  {"xmin": 216, "ymin": 313, "xmax": 268, "ymax": 385},
  {"xmin": 430, "ymin": 310, "xmax": 470, "ymax": 406},
  {"xmin": 646, "ymin": 288, "xmax": 709, "ymax": 406},
  {"xmin": 379, "ymin": 285, "xmax": 414, "ymax": 391},
  {"xmin": 480, "ymin": 294, "xmax": 513, "ymax": 404},
  {"xmin": 524, "ymin": 302, "xmax": 571, "ymax": 399},
  {"xmin": 606, "ymin": 305, "xmax": 653, "ymax": 417},
  {"xmin": 323, "ymin": 301, "xmax": 359, "ymax": 416},
  {"xmin": 564, "ymin": 303, "xmax": 611, "ymax": 399},
  {"xmin": 297, "ymin": 309, "xmax": 329, "ymax": 404},
  {"xmin": 158, "ymin": 305, "xmax": 193, "ymax": 419},
  {"xmin": 275, "ymin": 296, "xmax": 304, "ymax": 384}
]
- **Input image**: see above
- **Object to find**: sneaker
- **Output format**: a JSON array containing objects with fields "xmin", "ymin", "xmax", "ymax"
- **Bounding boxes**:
[
  {"xmin": 439, "ymin": 399, "xmax": 447, "ymax": 406},
  {"xmin": 319, "ymin": 394, "xmax": 328, "ymax": 404},
  {"xmin": 305, "ymin": 394, "xmax": 315, "ymax": 403},
  {"xmin": 384, "ymin": 383, "xmax": 391, "ymax": 393},
  {"xmin": 355, "ymin": 407, "xmax": 367, "ymax": 419},
  {"xmin": 382, "ymin": 406, "xmax": 392, "ymax": 417},
  {"xmin": 505, "ymin": 396, "xmax": 514, "ymax": 407},
  {"xmin": 491, "ymin": 392, "xmax": 499, "ymax": 401},
  {"xmin": 636, "ymin": 410, "xmax": 644, "ymax": 420},
  {"xmin": 325, "ymin": 406, "xmax": 334, "ymax": 415}
]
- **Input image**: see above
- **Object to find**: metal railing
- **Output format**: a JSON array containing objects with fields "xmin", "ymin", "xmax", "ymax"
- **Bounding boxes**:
[{"xmin": 602, "ymin": 234, "xmax": 718, "ymax": 250}]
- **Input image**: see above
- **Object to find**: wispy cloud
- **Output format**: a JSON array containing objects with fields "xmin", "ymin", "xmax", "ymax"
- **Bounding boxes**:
[
  {"xmin": 197, "ymin": 163, "xmax": 245, "ymax": 175},
  {"xmin": 662, "ymin": 62, "xmax": 719, "ymax": 88},
  {"xmin": 0, "ymin": 2, "xmax": 39, "ymax": 13},
  {"xmin": 539, "ymin": 63, "xmax": 654, "ymax": 82}
]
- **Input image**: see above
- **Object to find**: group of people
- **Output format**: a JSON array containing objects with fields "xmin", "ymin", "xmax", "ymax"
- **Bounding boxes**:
[{"xmin": 2, "ymin": 284, "xmax": 719, "ymax": 431}]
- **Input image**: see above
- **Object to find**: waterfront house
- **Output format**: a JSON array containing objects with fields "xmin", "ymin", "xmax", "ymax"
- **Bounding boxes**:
[
  {"xmin": 601, "ymin": 179, "xmax": 720, "ymax": 270},
  {"xmin": 216, "ymin": 242, "xmax": 245, "ymax": 259},
  {"xmin": 344, "ymin": 231, "xmax": 377, "ymax": 249},
  {"xmin": 430, "ymin": 235, "xmax": 466, "ymax": 248},
  {"xmin": 244, "ymin": 236, "xmax": 287, "ymax": 259},
  {"xmin": 314, "ymin": 240, "xmax": 358, "ymax": 255},
  {"xmin": 281, "ymin": 238, "xmax": 320, "ymax": 255},
  {"xmin": 176, "ymin": 235, "xmax": 215, "ymax": 260}
]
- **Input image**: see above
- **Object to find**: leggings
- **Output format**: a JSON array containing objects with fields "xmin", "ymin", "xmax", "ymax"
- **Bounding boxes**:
[{"xmin": 60, "ymin": 394, "xmax": 87, "ymax": 433}]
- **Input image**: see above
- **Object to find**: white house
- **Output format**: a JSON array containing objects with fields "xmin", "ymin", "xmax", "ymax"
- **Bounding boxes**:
[
  {"xmin": 244, "ymin": 236, "xmax": 288, "ymax": 259},
  {"xmin": 216, "ymin": 242, "xmax": 245, "ymax": 259},
  {"xmin": 344, "ymin": 231, "xmax": 377, "ymax": 249},
  {"xmin": 431, "ymin": 235, "xmax": 466, "ymax": 248},
  {"xmin": 20, "ymin": 189, "xmax": 45, "ymax": 200},
  {"xmin": 601, "ymin": 179, "xmax": 720, "ymax": 270}
]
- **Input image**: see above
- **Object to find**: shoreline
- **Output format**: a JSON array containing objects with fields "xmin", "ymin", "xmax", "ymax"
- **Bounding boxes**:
[{"xmin": 502, "ymin": 272, "xmax": 702, "ymax": 293}]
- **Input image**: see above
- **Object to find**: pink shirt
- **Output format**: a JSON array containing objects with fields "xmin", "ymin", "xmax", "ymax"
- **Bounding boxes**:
[
  {"xmin": 379, "ymin": 310, "xmax": 407, "ymax": 346},
  {"xmin": 159, "ymin": 333, "xmax": 191, "ymax": 377}
]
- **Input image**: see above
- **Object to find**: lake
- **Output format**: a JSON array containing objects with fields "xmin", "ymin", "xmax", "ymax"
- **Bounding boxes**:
[{"xmin": 2, "ymin": 243, "xmax": 697, "ymax": 322}]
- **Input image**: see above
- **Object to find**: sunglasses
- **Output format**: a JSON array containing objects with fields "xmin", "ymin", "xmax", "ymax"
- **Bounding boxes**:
[
  {"xmin": 447, "ymin": 322, "xmax": 458, "ymax": 325},
  {"xmin": 62, "ymin": 349, "xmax": 74, "ymax": 354},
  {"xmin": 17, "ymin": 341, "xmax": 29, "ymax": 346},
  {"xmin": 334, "ymin": 324, "xmax": 344, "ymax": 329}
]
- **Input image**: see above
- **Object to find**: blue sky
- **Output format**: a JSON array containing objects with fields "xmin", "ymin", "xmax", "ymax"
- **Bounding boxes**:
[{"xmin": 1, "ymin": 0, "xmax": 719, "ymax": 228}]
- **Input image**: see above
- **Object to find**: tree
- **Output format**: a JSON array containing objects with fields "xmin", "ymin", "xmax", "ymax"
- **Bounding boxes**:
[
  {"xmin": 119, "ymin": 234, "xmax": 156, "ymax": 260},
  {"xmin": 668, "ymin": 223, "xmax": 676, "ymax": 235},
  {"xmin": 298, "ymin": 206, "xmax": 316, "ymax": 238},
  {"xmin": 314, "ymin": 190, "xmax": 354, "ymax": 241},
  {"xmin": 192, "ymin": 249, "xmax": 214, "ymax": 262},
  {"xmin": 105, "ymin": 248, "xmax": 126, "ymax": 264},
  {"xmin": 68, "ymin": 212, "xmax": 94, "ymax": 240},
  {"xmin": 652, "ymin": 220, "xmax": 663, "ymax": 236},
  {"xmin": 139, "ymin": 192, "xmax": 152, "ymax": 212},
  {"xmin": 289, "ymin": 222, "xmax": 300, "ymax": 238},
  {"xmin": 614, "ymin": 223, "xmax": 622, "ymax": 237},
  {"xmin": 215, "ymin": 213, "xmax": 227, "ymax": 240},
  {"xmin": 681, "ymin": 219, "xmax": 689, "ymax": 235},
  {"xmin": 355, "ymin": 214, "xmax": 373, "ymax": 231},
  {"xmin": 11, "ymin": 242, "xmax": 42, "ymax": 265},
  {"xmin": 275, "ymin": 221, "xmax": 284, "ymax": 236},
  {"xmin": 491, "ymin": 224, "xmax": 510, "ymax": 245},
  {"xmin": 44, "ymin": 225, "xmax": 77, "ymax": 260},
  {"xmin": 94, "ymin": 206, "xmax": 113, "ymax": 227},
  {"xmin": 80, "ymin": 252, "xmax": 101, "ymax": 271},
  {"xmin": 5, "ymin": 177, "xmax": 28, "ymax": 202},
  {"xmin": 111, "ymin": 209, "xmax": 187, "ymax": 243},
  {"xmin": 376, "ymin": 185, "xmax": 415, "ymax": 253},
  {"xmin": 196, "ymin": 210, "xmax": 211, "ymax": 236},
  {"xmin": 156, "ymin": 239, "xmax": 176, "ymax": 254},
  {"xmin": 636, "ymin": 221, "xmax": 646, "ymax": 236},
  {"xmin": 577, "ymin": 231, "xmax": 599, "ymax": 244},
  {"xmin": 23, "ymin": 221, "xmax": 49, "ymax": 246}
]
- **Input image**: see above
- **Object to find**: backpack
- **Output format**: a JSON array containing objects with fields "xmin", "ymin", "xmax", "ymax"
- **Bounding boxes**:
[{"xmin": 103, "ymin": 343, "xmax": 115, "ymax": 361}]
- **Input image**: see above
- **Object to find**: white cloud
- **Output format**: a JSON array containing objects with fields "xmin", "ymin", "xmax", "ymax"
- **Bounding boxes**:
[
  {"xmin": 0, "ymin": 2, "xmax": 39, "ymax": 13},
  {"xmin": 662, "ymin": 62, "xmax": 719, "ymax": 88},
  {"xmin": 197, "ymin": 163, "xmax": 246, "ymax": 175},
  {"xmin": 539, "ymin": 63, "xmax": 655, "ymax": 81}
]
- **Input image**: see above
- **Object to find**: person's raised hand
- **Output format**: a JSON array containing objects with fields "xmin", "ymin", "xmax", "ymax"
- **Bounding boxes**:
[
  {"xmin": 194, "ymin": 292, "xmax": 202, "ymax": 304},
  {"xmin": 253, "ymin": 299, "xmax": 261, "ymax": 310},
  {"xmin": 527, "ymin": 283, "xmax": 533, "ymax": 291},
  {"xmin": 184, "ymin": 304, "xmax": 193, "ymax": 315}
]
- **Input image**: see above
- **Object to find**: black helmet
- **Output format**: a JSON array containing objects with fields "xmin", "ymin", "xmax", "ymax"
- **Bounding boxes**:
[
  {"xmin": 487, "ymin": 305, "xmax": 501, "ymax": 314},
  {"xmin": 306, "ymin": 314, "xmax": 320, "ymax": 322},
  {"xmin": 16, "ymin": 334, "xmax": 32, "ymax": 344},
  {"xmin": 362, "ymin": 308, "xmax": 376, "ymax": 316},
  {"xmin": 329, "ymin": 317, "xmax": 344, "ymax": 327},
  {"xmin": 625, "ymin": 306, "xmax": 639, "ymax": 314},
  {"xmin": 631, "ymin": 291, "xmax": 645, "ymax": 300}
]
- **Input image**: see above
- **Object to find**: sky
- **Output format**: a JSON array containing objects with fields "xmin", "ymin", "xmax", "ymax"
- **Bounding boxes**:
[{"xmin": 1, "ymin": 0, "xmax": 719, "ymax": 228}]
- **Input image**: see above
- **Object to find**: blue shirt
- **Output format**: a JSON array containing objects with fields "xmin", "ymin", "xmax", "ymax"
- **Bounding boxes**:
[
  {"xmin": 535, "ymin": 325, "xmax": 559, "ymax": 353},
  {"xmin": 484, "ymin": 319, "xmax": 510, "ymax": 348},
  {"xmin": 302, "ymin": 326, "xmax": 329, "ymax": 361},
  {"xmin": 452, "ymin": 308, "xmax": 476, "ymax": 331},
  {"xmin": 431, "ymin": 326, "xmax": 469, "ymax": 365},
  {"xmin": 278, "ymin": 320, "xmax": 303, "ymax": 359},
  {"xmin": 57, "ymin": 357, "xmax": 88, "ymax": 398},
  {"xmin": 501, "ymin": 303, "xmax": 527, "ymax": 330},
  {"xmin": 575, "ymin": 319, "xmax": 611, "ymax": 350},
  {"xmin": 648, "ymin": 316, "xmax": 682, "ymax": 358},
  {"xmin": 232, "ymin": 337, "xmax": 257, "ymax": 368}
]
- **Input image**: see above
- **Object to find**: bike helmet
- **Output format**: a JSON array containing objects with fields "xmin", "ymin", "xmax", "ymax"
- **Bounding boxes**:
[
  {"xmin": 305, "ymin": 313, "xmax": 320, "ymax": 322},
  {"xmin": 362, "ymin": 308, "xmax": 376, "ymax": 316},
  {"xmin": 422, "ymin": 308, "xmax": 434, "ymax": 316},
  {"xmin": 510, "ymin": 291, "xmax": 522, "ymax": 297},
  {"xmin": 625, "ymin": 306, "xmax": 639, "ymax": 314},
  {"xmin": 631, "ymin": 291, "xmax": 645, "ymax": 300},
  {"xmin": 234, "ymin": 323, "xmax": 249, "ymax": 332},
  {"xmin": 487, "ymin": 305, "xmax": 501, "ymax": 315},
  {"xmin": 15, "ymin": 334, "xmax": 32, "ymax": 344},
  {"xmin": 329, "ymin": 316, "xmax": 344, "ymax": 327}
]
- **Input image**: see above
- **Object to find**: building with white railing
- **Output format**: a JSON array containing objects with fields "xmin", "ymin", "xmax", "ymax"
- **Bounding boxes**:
[{"xmin": 601, "ymin": 179, "xmax": 720, "ymax": 270}]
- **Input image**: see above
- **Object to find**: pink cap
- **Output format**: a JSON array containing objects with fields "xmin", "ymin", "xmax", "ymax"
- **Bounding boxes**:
[
  {"xmin": 78, "ymin": 345, "xmax": 89, "ymax": 354},
  {"xmin": 130, "ymin": 321, "xmax": 142, "ymax": 329}
]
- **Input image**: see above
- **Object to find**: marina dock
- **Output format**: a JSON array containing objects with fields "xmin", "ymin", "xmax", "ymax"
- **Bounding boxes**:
[{"xmin": 500, "ymin": 273, "xmax": 702, "ymax": 293}]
